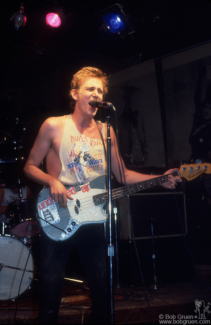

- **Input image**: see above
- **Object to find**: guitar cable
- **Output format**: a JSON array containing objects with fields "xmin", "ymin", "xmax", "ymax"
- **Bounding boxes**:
[
  {"xmin": 113, "ymin": 109, "xmax": 155, "ymax": 323},
  {"xmin": 36, "ymin": 214, "xmax": 67, "ymax": 234}
]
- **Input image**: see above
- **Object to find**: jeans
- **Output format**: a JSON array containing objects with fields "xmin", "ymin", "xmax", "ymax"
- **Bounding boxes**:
[{"xmin": 38, "ymin": 223, "xmax": 108, "ymax": 324}]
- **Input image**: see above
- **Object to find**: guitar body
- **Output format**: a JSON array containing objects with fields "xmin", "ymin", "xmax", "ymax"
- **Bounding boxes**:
[{"xmin": 37, "ymin": 175, "xmax": 107, "ymax": 241}]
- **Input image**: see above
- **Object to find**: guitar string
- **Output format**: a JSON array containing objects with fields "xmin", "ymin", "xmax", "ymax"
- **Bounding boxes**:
[
  {"xmin": 38, "ymin": 169, "xmax": 203, "ymax": 230},
  {"xmin": 40, "ymin": 168, "xmax": 201, "ymax": 215},
  {"xmin": 59, "ymin": 173, "xmax": 174, "ymax": 214},
  {"xmin": 69, "ymin": 176, "xmax": 169, "ymax": 205},
  {"xmin": 40, "ymin": 169, "xmax": 203, "ymax": 216},
  {"xmin": 39, "ymin": 167, "xmax": 206, "ymax": 214},
  {"xmin": 61, "ymin": 169, "xmax": 201, "ymax": 213},
  {"xmin": 39, "ymin": 177, "xmax": 169, "ymax": 231}
]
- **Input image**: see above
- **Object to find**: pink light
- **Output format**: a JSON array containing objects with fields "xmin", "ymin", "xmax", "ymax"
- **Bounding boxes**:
[{"xmin": 46, "ymin": 13, "xmax": 61, "ymax": 27}]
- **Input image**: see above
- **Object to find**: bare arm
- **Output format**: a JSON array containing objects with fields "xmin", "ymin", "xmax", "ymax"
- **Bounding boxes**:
[
  {"xmin": 110, "ymin": 126, "xmax": 181, "ymax": 188},
  {"xmin": 24, "ymin": 118, "xmax": 72, "ymax": 207},
  {"xmin": 24, "ymin": 118, "xmax": 56, "ymax": 185}
]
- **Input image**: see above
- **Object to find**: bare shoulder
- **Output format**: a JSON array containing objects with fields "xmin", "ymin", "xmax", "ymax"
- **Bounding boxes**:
[
  {"xmin": 42, "ymin": 116, "xmax": 66, "ymax": 130},
  {"xmin": 25, "ymin": 116, "xmax": 67, "ymax": 168},
  {"xmin": 39, "ymin": 115, "xmax": 67, "ymax": 136}
]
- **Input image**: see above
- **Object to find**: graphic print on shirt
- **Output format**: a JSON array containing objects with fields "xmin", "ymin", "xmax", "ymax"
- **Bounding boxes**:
[
  {"xmin": 66, "ymin": 141, "xmax": 104, "ymax": 184},
  {"xmin": 58, "ymin": 115, "xmax": 106, "ymax": 186}
]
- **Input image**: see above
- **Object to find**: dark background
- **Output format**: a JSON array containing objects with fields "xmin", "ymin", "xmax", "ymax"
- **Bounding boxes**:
[
  {"xmin": 1, "ymin": 0, "xmax": 211, "ymax": 284},
  {"xmin": 1, "ymin": 0, "xmax": 211, "ymax": 162},
  {"xmin": 1, "ymin": 0, "xmax": 211, "ymax": 118}
]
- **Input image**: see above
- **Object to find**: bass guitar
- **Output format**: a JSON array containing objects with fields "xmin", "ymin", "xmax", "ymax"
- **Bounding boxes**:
[{"xmin": 36, "ymin": 163, "xmax": 211, "ymax": 241}]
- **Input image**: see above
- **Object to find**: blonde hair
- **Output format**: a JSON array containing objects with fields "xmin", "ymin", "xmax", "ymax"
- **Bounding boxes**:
[{"xmin": 70, "ymin": 66, "xmax": 108, "ymax": 109}]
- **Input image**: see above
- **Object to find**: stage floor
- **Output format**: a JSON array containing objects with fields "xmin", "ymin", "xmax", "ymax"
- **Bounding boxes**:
[{"xmin": 0, "ymin": 266, "xmax": 210, "ymax": 324}]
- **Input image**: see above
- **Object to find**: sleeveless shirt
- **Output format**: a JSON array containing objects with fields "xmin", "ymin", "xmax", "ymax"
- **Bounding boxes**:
[{"xmin": 58, "ymin": 114, "xmax": 107, "ymax": 185}]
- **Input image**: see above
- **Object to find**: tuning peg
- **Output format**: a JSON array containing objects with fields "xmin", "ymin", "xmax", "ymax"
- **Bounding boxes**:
[{"xmin": 194, "ymin": 159, "xmax": 203, "ymax": 164}]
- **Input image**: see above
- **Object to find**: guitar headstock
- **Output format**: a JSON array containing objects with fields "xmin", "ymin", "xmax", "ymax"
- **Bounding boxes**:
[{"xmin": 179, "ymin": 163, "xmax": 211, "ymax": 181}]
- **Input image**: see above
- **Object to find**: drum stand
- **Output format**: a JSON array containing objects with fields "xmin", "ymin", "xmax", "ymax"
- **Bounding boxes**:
[
  {"xmin": 1, "ymin": 221, "xmax": 5, "ymax": 235},
  {"xmin": 1, "ymin": 221, "xmax": 11, "ymax": 237},
  {"xmin": 0, "ymin": 262, "xmax": 34, "ymax": 275}
]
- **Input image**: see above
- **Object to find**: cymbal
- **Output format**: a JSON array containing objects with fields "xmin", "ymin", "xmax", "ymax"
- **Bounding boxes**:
[{"xmin": 0, "ymin": 159, "xmax": 18, "ymax": 164}]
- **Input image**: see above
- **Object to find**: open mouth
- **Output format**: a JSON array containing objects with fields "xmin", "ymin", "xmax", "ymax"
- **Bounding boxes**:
[{"xmin": 89, "ymin": 105, "xmax": 97, "ymax": 110}]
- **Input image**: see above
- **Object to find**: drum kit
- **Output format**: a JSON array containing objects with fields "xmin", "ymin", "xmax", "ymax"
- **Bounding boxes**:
[{"xmin": 0, "ymin": 117, "xmax": 40, "ymax": 301}]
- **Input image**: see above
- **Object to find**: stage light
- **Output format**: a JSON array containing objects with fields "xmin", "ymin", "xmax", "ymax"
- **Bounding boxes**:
[
  {"xmin": 46, "ymin": 8, "xmax": 64, "ymax": 28},
  {"xmin": 46, "ymin": 13, "xmax": 61, "ymax": 28},
  {"xmin": 11, "ymin": 3, "xmax": 27, "ymax": 30},
  {"xmin": 96, "ymin": 3, "xmax": 134, "ymax": 37},
  {"xmin": 103, "ymin": 13, "xmax": 125, "ymax": 34}
]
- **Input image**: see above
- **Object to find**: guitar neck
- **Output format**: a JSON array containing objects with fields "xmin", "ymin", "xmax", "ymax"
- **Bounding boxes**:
[{"xmin": 93, "ymin": 171, "xmax": 179, "ymax": 206}]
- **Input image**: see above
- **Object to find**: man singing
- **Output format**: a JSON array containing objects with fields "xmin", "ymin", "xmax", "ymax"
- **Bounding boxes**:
[{"xmin": 24, "ymin": 66, "xmax": 181, "ymax": 324}]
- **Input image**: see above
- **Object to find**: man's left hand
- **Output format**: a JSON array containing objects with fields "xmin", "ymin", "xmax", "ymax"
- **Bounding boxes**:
[{"xmin": 162, "ymin": 168, "xmax": 182, "ymax": 189}]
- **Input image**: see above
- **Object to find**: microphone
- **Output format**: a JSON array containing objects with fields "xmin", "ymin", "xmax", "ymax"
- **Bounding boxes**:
[{"xmin": 89, "ymin": 100, "xmax": 114, "ymax": 109}]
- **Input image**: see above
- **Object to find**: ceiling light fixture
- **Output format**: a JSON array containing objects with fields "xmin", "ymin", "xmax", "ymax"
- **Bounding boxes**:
[
  {"xmin": 46, "ymin": 13, "xmax": 61, "ymax": 27},
  {"xmin": 46, "ymin": 8, "xmax": 64, "ymax": 28},
  {"xmin": 96, "ymin": 3, "xmax": 134, "ymax": 37},
  {"xmin": 11, "ymin": 3, "xmax": 27, "ymax": 30}
]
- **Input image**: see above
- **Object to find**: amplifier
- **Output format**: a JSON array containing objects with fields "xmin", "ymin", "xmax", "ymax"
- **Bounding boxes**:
[{"xmin": 118, "ymin": 192, "xmax": 187, "ymax": 240}]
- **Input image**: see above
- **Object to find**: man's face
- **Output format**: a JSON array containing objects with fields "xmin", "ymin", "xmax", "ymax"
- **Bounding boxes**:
[
  {"xmin": 203, "ymin": 103, "xmax": 211, "ymax": 120},
  {"xmin": 72, "ymin": 77, "xmax": 103, "ymax": 118}
]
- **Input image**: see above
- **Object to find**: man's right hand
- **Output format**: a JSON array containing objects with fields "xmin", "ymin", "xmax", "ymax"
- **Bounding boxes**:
[{"xmin": 49, "ymin": 179, "xmax": 73, "ymax": 208}]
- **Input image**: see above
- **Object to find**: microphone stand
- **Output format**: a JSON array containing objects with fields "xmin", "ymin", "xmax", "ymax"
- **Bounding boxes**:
[{"xmin": 105, "ymin": 105, "xmax": 115, "ymax": 324}]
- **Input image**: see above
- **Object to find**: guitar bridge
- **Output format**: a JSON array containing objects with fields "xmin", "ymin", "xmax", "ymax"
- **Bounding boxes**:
[{"xmin": 38, "ymin": 201, "xmax": 60, "ymax": 227}]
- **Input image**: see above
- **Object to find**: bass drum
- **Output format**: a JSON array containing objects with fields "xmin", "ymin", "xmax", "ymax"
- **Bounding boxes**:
[
  {"xmin": 6, "ymin": 199, "xmax": 40, "ymax": 238},
  {"xmin": 0, "ymin": 235, "xmax": 34, "ymax": 300}
]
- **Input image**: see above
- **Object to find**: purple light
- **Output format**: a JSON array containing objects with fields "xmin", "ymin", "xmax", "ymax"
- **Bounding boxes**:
[{"xmin": 46, "ymin": 13, "xmax": 61, "ymax": 27}]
